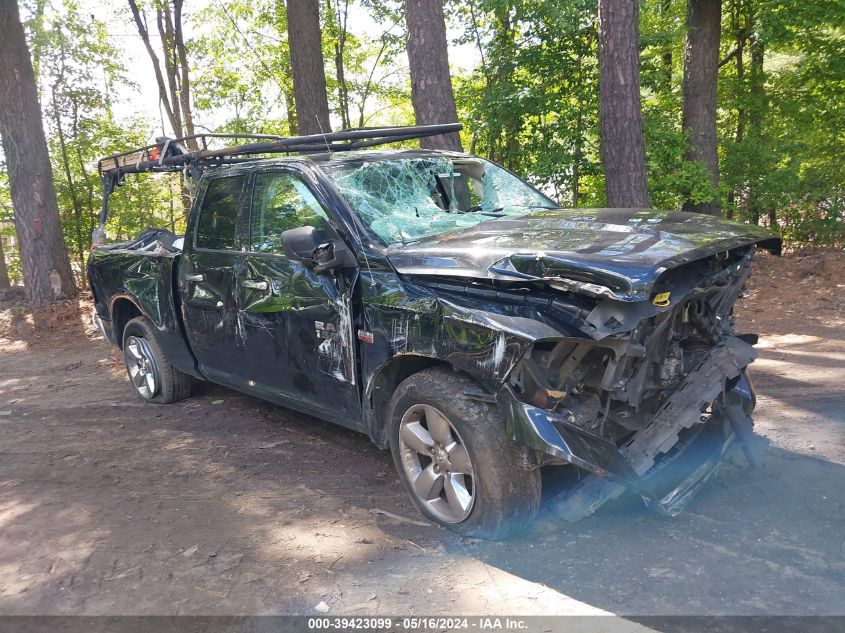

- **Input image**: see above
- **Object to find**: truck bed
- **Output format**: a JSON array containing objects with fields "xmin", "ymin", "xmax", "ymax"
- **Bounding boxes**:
[{"xmin": 88, "ymin": 228, "xmax": 198, "ymax": 377}]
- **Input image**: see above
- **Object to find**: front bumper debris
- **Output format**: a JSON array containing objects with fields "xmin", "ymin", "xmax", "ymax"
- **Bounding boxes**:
[
  {"xmin": 498, "ymin": 335, "xmax": 759, "ymax": 521},
  {"xmin": 498, "ymin": 384, "xmax": 655, "ymax": 499}
]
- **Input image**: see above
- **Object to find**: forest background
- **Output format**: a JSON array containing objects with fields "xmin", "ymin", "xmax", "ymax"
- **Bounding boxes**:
[{"xmin": 1, "ymin": 0, "xmax": 843, "ymax": 296}]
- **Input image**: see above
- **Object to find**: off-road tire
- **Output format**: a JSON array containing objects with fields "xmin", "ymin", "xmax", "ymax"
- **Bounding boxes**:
[
  {"xmin": 122, "ymin": 316, "xmax": 192, "ymax": 404},
  {"xmin": 387, "ymin": 367, "xmax": 541, "ymax": 539}
]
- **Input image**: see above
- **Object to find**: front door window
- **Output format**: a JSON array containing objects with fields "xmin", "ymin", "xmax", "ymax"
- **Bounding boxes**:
[{"xmin": 249, "ymin": 172, "xmax": 331, "ymax": 254}]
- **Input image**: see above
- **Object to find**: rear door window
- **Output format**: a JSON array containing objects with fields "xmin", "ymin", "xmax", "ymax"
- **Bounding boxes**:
[{"xmin": 195, "ymin": 175, "xmax": 248, "ymax": 251}]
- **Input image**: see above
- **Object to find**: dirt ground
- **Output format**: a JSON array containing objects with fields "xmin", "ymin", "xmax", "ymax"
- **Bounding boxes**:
[{"xmin": 0, "ymin": 250, "xmax": 843, "ymax": 619}]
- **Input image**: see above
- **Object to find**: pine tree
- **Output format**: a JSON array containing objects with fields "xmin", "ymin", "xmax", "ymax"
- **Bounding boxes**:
[
  {"xmin": 405, "ymin": 0, "xmax": 462, "ymax": 151},
  {"xmin": 0, "ymin": 0, "xmax": 76, "ymax": 306},
  {"xmin": 598, "ymin": 0, "xmax": 650, "ymax": 207},
  {"xmin": 287, "ymin": 0, "xmax": 332, "ymax": 135},
  {"xmin": 682, "ymin": 0, "xmax": 722, "ymax": 215}
]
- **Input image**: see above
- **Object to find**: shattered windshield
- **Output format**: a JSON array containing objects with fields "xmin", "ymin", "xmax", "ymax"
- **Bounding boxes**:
[{"xmin": 322, "ymin": 154, "xmax": 557, "ymax": 244}]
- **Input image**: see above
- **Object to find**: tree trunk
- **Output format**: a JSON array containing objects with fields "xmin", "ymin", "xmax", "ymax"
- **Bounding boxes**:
[
  {"xmin": 0, "ymin": 233, "xmax": 10, "ymax": 290},
  {"xmin": 129, "ymin": 0, "xmax": 178, "ymax": 137},
  {"xmin": 129, "ymin": 0, "xmax": 197, "ymax": 153},
  {"xmin": 733, "ymin": 21, "xmax": 746, "ymax": 149},
  {"xmin": 130, "ymin": 0, "xmax": 196, "ymax": 217},
  {"xmin": 746, "ymin": 32, "xmax": 765, "ymax": 225},
  {"xmin": 0, "ymin": 0, "xmax": 76, "ymax": 307},
  {"xmin": 334, "ymin": 40, "xmax": 351, "ymax": 129},
  {"xmin": 725, "ymin": 2, "xmax": 746, "ymax": 220},
  {"xmin": 405, "ymin": 0, "xmax": 463, "ymax": 151},
  {"xmin": 71, "ymin": 101, "xmax": 97, "ymax": 246},
  {"xmin": 598, "ymin": 0, "xmax": 650, "ymax": 208},
  {"xmin": 157, "ymin": 3, "xmax": 184, "ymax": 138},
  {"xmin": 660, "ymin": 0, "xmax": 673, "ymax": 90},
  {"xmin": 52, "ymin": 91, "xmax": 87, "ymax": 290},
  {"xmin": 485, "ymin": 6, "xmax": 518, "ymax": 164},
  {"xmin": 172, "ymin": 0, "xmax": 197, "ymax": 145},
  {"xmin": 51, "ymin": 44, "xmax": 88, "ymax": 289},
  {"xmin": 682, "ymin": 0, "xmax": 722, "ymax": 215},
  {"xmin": 328, "ymin": 0, "xmax": 351, "ymax": 130},
  {"xmin": 286, "ymin": 0, "xmax": 332, "ymax": 136}
]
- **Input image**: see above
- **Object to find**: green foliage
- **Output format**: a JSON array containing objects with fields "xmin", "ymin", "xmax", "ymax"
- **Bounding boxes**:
[
  {"xmin": 191, "ymin": 0, "xmax": 297, "ymax": 134},
  {"xmin": 322, "ymin": 0, "xmax": 414, "ymax": 129},
  {"xmin": 714, "ymin": 0, "xmax": 845, "ymax": 243},
  {"xmin": 450, "ymin": 0, "xmax": 845, "ymax": 245},
  {"xmin": 0, "ymin": 169, "xmax": 22, "ymax": 284},
  {"xmin": 3, "ymin": 0, "xmax": 844, "ymax": 293},
  {"xmin": 31, "ymin": 2, "xmax": 185, "ymax": 286},
  {"xmin": 189, "ymin": 0, "xmax": 413, "ymax": 135},
  {"xmin": 779, "ymin": 201, "xmax": 845, "ymax": 246},
  {"xmin": 452, "ymin": 0, "xmax": 604, "ymax": 206}
]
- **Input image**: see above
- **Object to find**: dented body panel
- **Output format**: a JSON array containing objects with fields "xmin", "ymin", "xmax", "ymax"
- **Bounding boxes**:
[
  {"xmin": 88, "ymin": 246, "xmax": 199, "ymax": 378},
  {"xmin": 88, "ymin": 149, "xmax": 781, "ymax": 521},
  {"xmin": 386, "ymin": 208, "xmax": 781, "ymax": 301}
]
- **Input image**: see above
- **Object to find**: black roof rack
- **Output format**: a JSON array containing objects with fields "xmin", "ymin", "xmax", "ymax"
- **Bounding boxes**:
[
  {"xmin": 97, "ymin": 124, "xmax": 462, "ymax": 179},
  {"xmin": 92, "ymin": 123, "xmax": 462, "ymax": 243}
]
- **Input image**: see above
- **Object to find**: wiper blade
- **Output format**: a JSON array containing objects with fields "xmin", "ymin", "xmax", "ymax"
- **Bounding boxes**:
[
  {"xmin": 462, "ymin": 205, "xmax": 505, "ymax": 216},
  {"xmin": 462, "ymin": 204, "xmax": 557, "ymax": 216}
]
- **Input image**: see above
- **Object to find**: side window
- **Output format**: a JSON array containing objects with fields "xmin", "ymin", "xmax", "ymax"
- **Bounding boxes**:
[
  {"xmin": 195, "ymin": 175, "xmax": 247, "ymax": 251},
  {"xmin": 249, "ymin": 172, "xmax": 330, "ymax": 254}
]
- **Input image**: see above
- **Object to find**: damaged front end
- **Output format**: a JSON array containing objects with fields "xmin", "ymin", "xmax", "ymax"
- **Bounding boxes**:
[
  {"xmin": 374, "ymin": 202, "xmax": 781, "ymax": 522},
  {"xmin": 493, "ymin": 246, "xmax": 766, "ymax": 520}
]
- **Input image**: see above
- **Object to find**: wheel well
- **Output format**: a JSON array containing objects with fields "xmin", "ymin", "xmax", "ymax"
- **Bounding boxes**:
[
  {"xmin": 111, "ymin": 299, "xmax": 143, "ymax": 349},
  {"xmin": 368, "ymin": 355, "xmax": 449, "ymax": 447}
]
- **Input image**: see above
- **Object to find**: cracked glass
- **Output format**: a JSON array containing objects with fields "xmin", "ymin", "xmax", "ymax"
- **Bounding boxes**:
[{"xmin": 323, "ymin": 155, "xmax": 556, "ymax": 244}]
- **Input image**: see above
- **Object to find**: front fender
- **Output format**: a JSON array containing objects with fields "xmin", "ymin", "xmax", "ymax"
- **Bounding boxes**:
[{"xmin": 359, "ymin": 272, "xmax": 587, "ymax": 398}]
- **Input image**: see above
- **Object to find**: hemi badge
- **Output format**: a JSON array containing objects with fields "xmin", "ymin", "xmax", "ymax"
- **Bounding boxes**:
[
  {"xmin": 652, "ymin": 291, "xmax": 671, "ymax": 307},
  {"xmin": 357, "ymin": 329, "xmax": 375, "ymax": 344}
]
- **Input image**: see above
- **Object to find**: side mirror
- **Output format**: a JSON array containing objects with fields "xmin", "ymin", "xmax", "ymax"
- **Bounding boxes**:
[{"xmin": 282, "ymin": 225, "xmax": 353, "ymax": 272}]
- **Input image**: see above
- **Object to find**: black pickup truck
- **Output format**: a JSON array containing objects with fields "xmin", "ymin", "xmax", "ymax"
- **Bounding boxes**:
[{"xmin": 88, "ymin": 126, "xmax": 781, "ymax": 538}]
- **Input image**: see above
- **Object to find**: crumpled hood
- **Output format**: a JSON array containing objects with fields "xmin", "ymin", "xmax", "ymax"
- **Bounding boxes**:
[{"xmin": 386, "ymin": 208, "xmax": 781, "ymax": 301}]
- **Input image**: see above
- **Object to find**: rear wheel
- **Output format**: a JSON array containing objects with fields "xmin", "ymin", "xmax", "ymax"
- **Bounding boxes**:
[
  {"xmin": 122, "ymin": 316, "xmax": 192, "ymax": 404},
  {"xmin": 387, "ymin": 367, "xmax": 541, "ymax": 539}
]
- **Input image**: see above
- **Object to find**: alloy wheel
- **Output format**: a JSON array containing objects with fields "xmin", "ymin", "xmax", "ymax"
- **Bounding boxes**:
[
  {"xmin": 125, "ymin": 335, "xmax": 160, "ymax": 400},
  {"xmin": 398, "ymin": 404, "xmax": 475, "ymax": 523}
]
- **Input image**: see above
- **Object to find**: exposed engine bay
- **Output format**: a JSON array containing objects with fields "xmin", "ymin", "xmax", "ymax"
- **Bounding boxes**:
[{"xmin": 501, "ymin": 245, "xmax": 762, "ymax": 519}]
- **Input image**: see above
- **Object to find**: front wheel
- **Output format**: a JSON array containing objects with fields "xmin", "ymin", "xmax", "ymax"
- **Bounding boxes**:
[
  {"xmin": 122, "ymin": 316, "xmax": 192, "ymax": 404},
  {"xmin": 387, "ymin": 367, "xmax": 541, "ymax": 540}
]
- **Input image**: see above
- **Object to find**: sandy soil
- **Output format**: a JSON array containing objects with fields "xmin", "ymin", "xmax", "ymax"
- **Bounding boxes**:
[{"xmin": 0, "ymin": 250, "xmax": 843, "ymax": 618}]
